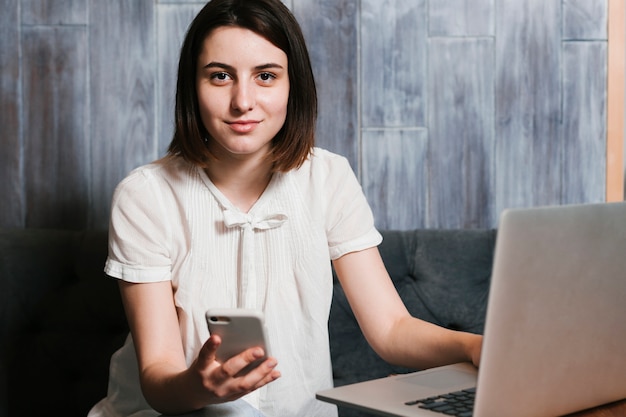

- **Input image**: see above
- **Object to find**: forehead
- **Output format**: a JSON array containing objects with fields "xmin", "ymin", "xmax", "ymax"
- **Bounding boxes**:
[{"xmin": 199, "ymin": 26, "xmax": 287, "ymax": 65}]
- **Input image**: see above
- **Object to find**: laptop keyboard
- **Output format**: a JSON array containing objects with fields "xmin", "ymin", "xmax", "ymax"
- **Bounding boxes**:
[{"xmin": 404, "ymin": 387, "xmax": 476, "ymax": 417}]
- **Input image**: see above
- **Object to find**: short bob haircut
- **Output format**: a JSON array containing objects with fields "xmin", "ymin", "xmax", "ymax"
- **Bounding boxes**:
[{"xmin": 167, "ymin": 0, "xmax": 317, "ymax": 173}]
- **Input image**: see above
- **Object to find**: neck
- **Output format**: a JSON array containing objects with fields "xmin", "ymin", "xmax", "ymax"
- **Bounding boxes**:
[{"xmin": 204, "ymin": 157, "xmax": 273, "ymax": 213}]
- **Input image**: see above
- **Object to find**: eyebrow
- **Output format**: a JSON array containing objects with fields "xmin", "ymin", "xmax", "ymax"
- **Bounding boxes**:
[{"xmin": 202, "ymin": 61, "xmax": 285, "ymax": 71}]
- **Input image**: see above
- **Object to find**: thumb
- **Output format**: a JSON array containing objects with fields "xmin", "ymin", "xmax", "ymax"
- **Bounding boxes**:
[{"xmin": 197, "ymin": 334, "xmax": 221, "ymax": 369}]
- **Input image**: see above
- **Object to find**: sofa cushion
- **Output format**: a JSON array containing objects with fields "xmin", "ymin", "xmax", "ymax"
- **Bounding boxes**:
[
  {"xmin": 400, "ymin": 229, "xmax": 496, "ymax": 333},
  {"xmin": 2, "ymin": 229, "xmax": 128, "ymax": 416}
]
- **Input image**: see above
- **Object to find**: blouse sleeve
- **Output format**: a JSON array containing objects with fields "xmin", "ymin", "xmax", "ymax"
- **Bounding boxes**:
[
  {"xmin": 104, "ymin": 167, "xmax": 173, "ymax": 283},
  {"xmin": 321, "ymin": 152, "xmax": 382, "ymax": 260}
]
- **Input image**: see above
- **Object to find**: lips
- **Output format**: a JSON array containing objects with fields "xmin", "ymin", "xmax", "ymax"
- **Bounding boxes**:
[{"xmin": 227, "ymin": 120, "xmax": 260, "ymax": 133}]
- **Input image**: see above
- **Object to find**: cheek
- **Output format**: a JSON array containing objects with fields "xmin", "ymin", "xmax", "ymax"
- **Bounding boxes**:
[
  {"xmin": 197, "ymin": 92, "xmax": 222, "ymax": 123},
  {"xmin": 267, "ymin": 89, "xmax": 290, "ymax": 120}
]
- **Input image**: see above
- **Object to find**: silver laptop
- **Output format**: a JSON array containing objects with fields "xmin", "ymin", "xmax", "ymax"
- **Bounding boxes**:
[{"xmin": 317, "ymin": 202, "xmax": 626, "ymax": 417}]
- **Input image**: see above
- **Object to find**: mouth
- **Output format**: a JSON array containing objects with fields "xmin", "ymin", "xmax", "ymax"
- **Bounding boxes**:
[{"xmin": 227, "ymin": 120, "xmax": 260, "ymax": 133}]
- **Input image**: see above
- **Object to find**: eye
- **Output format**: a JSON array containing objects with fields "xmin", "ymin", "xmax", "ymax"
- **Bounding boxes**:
[
  {"xmin": 257, "ymin": 72, "xmax": 277, "ymax": 83},
  {"xmin": 210, "ymin": 72, "xmax": 232, "ymax": 83}
]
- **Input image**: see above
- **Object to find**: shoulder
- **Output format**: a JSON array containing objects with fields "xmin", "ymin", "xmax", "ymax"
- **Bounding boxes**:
[
  {"xmin": 296, "ymin": 147, "xmax": 354, "ymax": 180},
  {"xmin": 110, "ymin": 157, "xmax": 199, "ymax": 215},
  {"xmin": 309, "ymin": 147, "xmax": 350, "ymax": 169},
  {"xmin": 284, "ymin": 147, "xmax": 362, "ymax": 210},
  {"xmin": 114, "ymin": 156, "xmax": 195, "ymax": 194}
]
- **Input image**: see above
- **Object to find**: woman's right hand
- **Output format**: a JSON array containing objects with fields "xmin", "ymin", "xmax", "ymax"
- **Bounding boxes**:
[
  {"xmin": 119, "ymin": 280, "xmax": 280, "ymax": 414},
  {"xmin": 188, "ymin": 334, "xmax": 281, "ymax": 404}
]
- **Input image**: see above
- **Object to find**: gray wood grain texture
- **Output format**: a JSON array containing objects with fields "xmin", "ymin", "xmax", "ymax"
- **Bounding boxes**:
[
  {"xmin": 428, "ymin": 38, "xmax": 495, "ymax": 228},
  {"xmin": 157, "ymin": 3, "xmax": 204, "ymax": 155},
  {"xmin": 22, "ymin": 25, "xmax": 89, "ymax": 228},
  {"xmin": 89, "ymin": 0, "xmax": 157, "ymax": 228},
  {"xmin": 361, "ymin": 0, "xmax": 426, "ymax": 128},
  {"xmin": 21, "ymin": 0, "xmax": 87, "ymax": 25},
  {"xmin": 294, "ymin": 0, "xmax": 359, "ymax": 167},
  {"xmin": 362, "ymin": 129, "xmax": 428, "ymax": 230},
  {"xmin": 0, "ymin": 0, "xmax": 614, "ymax": 230},
  {"xmin": 429, "ymin": 0, "xmax": 494, "ymax": 37},
  {"xmin": 0, "ymin": 0, "xmax": 22, "ymax": 228},
  {"xmin": 563, "ymin": 0, "xmax": 608, "ymax": 40},
  {"xmin": 495, "ymin": 0, "xmax": 563, "ymax": 215},
  {"xmin": 561, "ymin": 41, "xmax": 607, "ymax": 204}
]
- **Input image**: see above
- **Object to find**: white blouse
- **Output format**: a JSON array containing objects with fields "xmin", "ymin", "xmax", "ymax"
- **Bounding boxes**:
[{"xmin": 89, "ymin": 148, "xmax": 382, "ymax": 417}]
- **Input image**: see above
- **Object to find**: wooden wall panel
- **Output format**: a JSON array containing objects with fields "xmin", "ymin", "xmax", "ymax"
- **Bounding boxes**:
[
  {"xmin": 562, "ymin": 42, "xmax": 607, "ymax": 204},
  {"xmin": 563, "ymin": 0, "xmax": 608, "ymax": 40},
  {"xmin": 293, "ymin": 0, "xmax": 359, "ymax": 168},
  {"xmin": 160, "ymin": 0, "xmax": 205, "ymax": 3},
  {"xmin": 0, "ymin": 0, "xmax": 22, "ymax": 228},
  {"xmin": 89, "ymin": 0, "xmax": 157, "ymax": 229},
  {"xmin": 428, "ymin": 38, "xmax": 495, "ymax": 228},
  {"xmin": 157, "ymin": 3, "xmax": 204, "ymax": 155},
  {"xmin": 22, "ymin": 26, "xmax": 89, "ymax": 228},
  {"xmin": 562, "ymin": 0, "xmax": 611, "ymax": 201},
  {"xmin": 495, "ymin": 0, "xmax": 562, "ymax": 215},
  {"xmin": 0, "ymin": 0, "xmax": 616, "ymax": 231},
  {"xmin": 21, "ymin": 0, "xmax": 87, "ymax": 25},
  {"xmin": 362, "ymin": 129, "xmax": 428, "ymax": 230},
  {"xmin": 361, "ymin": 0, "xmax": 426, "ymax": 128},
  {"xmin": 429, "ymin": 0, "xmax": 494, "ymax": 37}
]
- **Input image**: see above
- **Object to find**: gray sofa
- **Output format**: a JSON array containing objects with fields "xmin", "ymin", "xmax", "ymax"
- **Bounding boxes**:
[{"xmin": 1, "ymin": 228, "xmax": 495, "ymax": 417}]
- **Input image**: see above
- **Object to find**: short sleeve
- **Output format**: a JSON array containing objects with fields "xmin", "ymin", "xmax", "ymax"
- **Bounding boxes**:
[
  {"xmin": 321, "ymin": 152, "xmax": 382, "ymax": 260},
  {"xmin": 105, "ymin": 166, "xmax": 173, "ymax": 283}
]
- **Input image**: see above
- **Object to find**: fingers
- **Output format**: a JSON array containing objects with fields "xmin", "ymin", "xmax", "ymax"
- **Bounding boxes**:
[
  {"xmin": 207, "ymin": 358, "xmax": 279, "ymax": 403},
  {"xmin": 220, "ymin": 347, "xmax": 265, "ymax": 377},
  {"xmin": 212, "ymin": 349, "xmax": 280, "ymax": 394},
  {"xmin": 251, "ymin": 361, "xmax": 281, "ymax": 390},
  {"xmin": 193, "ymin": 338, "xmax": 280, "ymax": 404},
  {"xmin": 197, "ymin": 334, "xmax": 221, "ymax": 370}
]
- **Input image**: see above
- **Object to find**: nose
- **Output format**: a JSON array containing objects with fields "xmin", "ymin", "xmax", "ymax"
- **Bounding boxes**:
[{"xmin": 231, "ymin": 80, "xmax": 255, "ymax": 112}]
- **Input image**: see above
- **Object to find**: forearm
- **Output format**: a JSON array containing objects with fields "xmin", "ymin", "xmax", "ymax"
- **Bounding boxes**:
[
  {"xmin": 140, "ymin": 363, "xmax": 209, "ymax": 415},
  {"xmin": 333, "ymin": 248, "xmax": 482, "ymax": 370},
  {"xmin": 375, "ymin": 316, "xmax": 482, "ymax": 370}
]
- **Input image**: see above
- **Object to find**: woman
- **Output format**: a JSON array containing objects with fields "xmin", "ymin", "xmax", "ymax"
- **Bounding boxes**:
[{"xmin": 89, "ymin": 0, "xmax": 482, "ymax": 416}]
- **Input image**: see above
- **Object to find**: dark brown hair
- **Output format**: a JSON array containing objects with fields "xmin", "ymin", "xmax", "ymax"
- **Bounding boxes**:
[{"xmin": 167, "ymin": 0, "xmax": 317, "ymax": 172}]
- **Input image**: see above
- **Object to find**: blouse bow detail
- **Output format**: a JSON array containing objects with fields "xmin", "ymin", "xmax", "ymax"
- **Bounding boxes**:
[
  {"xmin": 223, "ymin": 209, "xmax": 288, "ymax": 309},
  {"xmin": 223, "ymin": 210, "xmax": 288, "ymax": 231}
]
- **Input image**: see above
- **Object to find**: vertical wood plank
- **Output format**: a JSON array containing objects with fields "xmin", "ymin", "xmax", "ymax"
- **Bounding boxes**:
[
  {"xmin": 22, "ymin": 26, "xmax": 89, "ymax": 228},
  {"xmin": 293, "ymin": 0, "xmax": 359, "ymax": 169},
  {"xmin": 428, "ymin": 38, "xmax": 495, "ymax": 228},
  {"xmin": 361, "ymin": 0, "xmax": 426, "ymax": 128},
  {"xmin": 362, "ymin": 129, "xmax": 428, "ymax": 230},
  {"xmin": 21, "ymin": 0, "xmax": 87, "ymax": 25},
  {"xmin": 563, "ymin": 0, "xmax": 607, "ymax": 40},
  {"xmin": 0, "ymin": 0, "xmax": 22, "ymax": 228},
  {"xmin": 90, "ymin": 0, "xmax": 157, "ymax": 228},
  {"xmin": 495, "ymin": 0, "xmax": 562, "ymax": 213},
  {"xmin": 157, "ymin": 3, "xmax": 204, "ymax": 156},
  {"xmin": 562, "ymin": 42, "xmax": 607, "ymax": 204},
  {"xmin": 429, "ymin": 0, "xmax": 494, "ymax": 37}
]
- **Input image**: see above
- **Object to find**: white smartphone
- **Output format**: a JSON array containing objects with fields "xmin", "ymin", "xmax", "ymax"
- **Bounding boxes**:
[{"xmin": 205, "ymin": 308, "xmax": 270, "ymax": 374}]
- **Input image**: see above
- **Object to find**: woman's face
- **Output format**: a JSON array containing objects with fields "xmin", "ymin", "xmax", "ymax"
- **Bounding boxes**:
[{"xmin": 196, "ymin": 26, "xmax": 290, "ymax": 162}]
